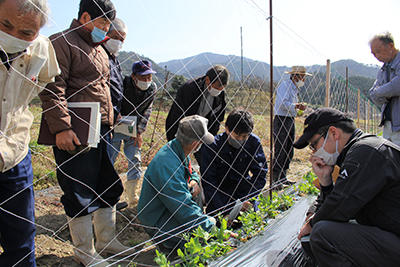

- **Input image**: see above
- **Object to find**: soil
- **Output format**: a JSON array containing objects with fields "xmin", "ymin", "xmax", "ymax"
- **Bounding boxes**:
[
  {"xmin": 33, "ymin": 148, "xmax": 311, "ymax": 267},
  {"xmin": 34, "ymin": 175, "xmax": 158, "ymax": 267}
]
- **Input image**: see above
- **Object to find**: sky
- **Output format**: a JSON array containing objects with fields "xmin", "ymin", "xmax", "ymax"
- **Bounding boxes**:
[{"xmin": 40, "ymin": 0, "xmax": 400, "ymax": 67}]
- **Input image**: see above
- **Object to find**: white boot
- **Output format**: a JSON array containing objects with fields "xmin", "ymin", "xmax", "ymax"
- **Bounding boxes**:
[
  {"xmin": 67, "ymin": 215, "xmax": 110, "ymax": 267},
  {"xmin": 94, "ymin": 206, "xmax": 134, "ymax": 257},
  {"xmin": 125, "ymin": 179, "xmax": 140, "ymax": 207}
]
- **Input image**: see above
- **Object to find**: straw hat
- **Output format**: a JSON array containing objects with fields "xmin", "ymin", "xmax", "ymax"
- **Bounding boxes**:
[{"xmin": 284, "ymin": 66, "xmax": 312, "ymax": 76}]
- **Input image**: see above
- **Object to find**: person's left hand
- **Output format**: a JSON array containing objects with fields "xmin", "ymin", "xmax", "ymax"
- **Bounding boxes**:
[
  {"xmin": 298, "ymin": 220, "xmax": 312, "ymax": 240},
  {"xmin": 189, "ymin": 180, "xmax": 200, "ymax": 197},
  {"xmin": 132, "ymin": 133, "xmax": 143, "ymax": 148}
]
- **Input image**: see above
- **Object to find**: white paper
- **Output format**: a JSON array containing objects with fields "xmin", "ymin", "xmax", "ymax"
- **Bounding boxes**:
[
  {"xmin": 114, "ymin": 116, "xmax": 137, "ymax": 137},
  {"xmin": 68, "ymin": 102, "xmax": 101, "ymax": 147}
]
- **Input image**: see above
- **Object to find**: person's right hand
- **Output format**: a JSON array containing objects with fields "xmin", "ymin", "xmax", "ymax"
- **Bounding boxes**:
[
  {"xmin": 241, "ymin": 201, "xmax": 253, "ymax": 212},
  {"xmin": 55, "ymin": 129, "xmax": 81, "ymax": 151},
  {"xmin": 295, "ymin": 103, "xmax": 307, "ymax": 111},
  {"xmin": 310, "ymin": 156, "xmax": 333, "ymax": 186}
]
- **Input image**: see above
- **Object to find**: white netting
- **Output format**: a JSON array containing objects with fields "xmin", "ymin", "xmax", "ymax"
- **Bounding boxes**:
[{"xmin": 0, "ymin": 0, "xmax": 381, "ymax": 266}]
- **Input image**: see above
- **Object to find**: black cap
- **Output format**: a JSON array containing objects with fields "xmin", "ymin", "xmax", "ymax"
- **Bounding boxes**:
[{"xmin": 293, "ymin": 108, "xmax": 353, "ymax": 149}]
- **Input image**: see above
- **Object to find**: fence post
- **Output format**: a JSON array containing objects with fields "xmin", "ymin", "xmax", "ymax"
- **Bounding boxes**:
[
  {"xmin": 364, "ymin": 100, "xmax": 367, "ymax": 131},
  {"xmin": 148, "ymin": 68, "xmax": 169, "ymax": 155},
  {"xmin": 367, "ymin": 101, "xmax": 370, "ymax": 132},
  {"xmin": 345, "ymin": 67, "xmax": 349, "ymax": 112},
  {"xmin": 325, "ymin": 59, "xmax": 331, "ymax": 107},
  {"xmin": 357, "ymin": 89, "xmax": 360, "ymax": 128}
]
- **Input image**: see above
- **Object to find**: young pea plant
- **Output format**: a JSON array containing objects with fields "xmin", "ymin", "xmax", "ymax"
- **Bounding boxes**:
[
  {"xmin": 154, "ymin": 172, "xmax": 318, "ymax": 266},
  {"xmin": 296, "ymin": 171, "xmax": 320, "ymax": 196},
  {"xmin": 155, "ymin": 218, "xmax": 234, "ymax": 267}
]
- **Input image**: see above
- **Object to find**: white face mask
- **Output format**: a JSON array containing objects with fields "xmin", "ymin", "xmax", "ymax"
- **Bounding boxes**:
[
  {"xmin": 313, "ymin": 132, "xmax": 340, "ymax": 166},
  {"xmin": 209, "ymin": 86, "xmax": 222, "ymax": 97},
  {"xmin": 0, "ymin": 30, "xmax": 33, "ymax": 54},
  {"xmin": 228, "ymin": 136, "xmax": 246, "ymax": 149},
  {"xmin": 135, "ymin": 79, "xmax": 152, "ymax": 91},
  {"xmin": 104, "ymin": 39, "xmax": 123, "ymax": 55},
  {"xmin": 296, "ymin": 80, "xmax": 305, "ymax": 88}
]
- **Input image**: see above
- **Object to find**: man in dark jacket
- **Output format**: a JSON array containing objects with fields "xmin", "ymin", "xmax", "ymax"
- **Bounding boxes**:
[
  {"xmin": 165, "ymin": 65, "xmax": 229, "ymax": 165},
  {"xmin": 109, "ymin": 60, "xmax": 157, "ymax": 207},
  {"xmin": 295, "ymin": 108, "xmax": 400, "ymax": 267},
  {"xmin": 201, "ymin": 109, "xmax": 267, "ymax": 217},
  {"xmin": 103, "ymin": 18, "xmax": 128, "ymax": 211}
]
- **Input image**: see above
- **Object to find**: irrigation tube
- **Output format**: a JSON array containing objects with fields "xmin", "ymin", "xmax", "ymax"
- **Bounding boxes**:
[{"xmin": 210, "ymin": 196, "xmax": 316, "ymax": 267}]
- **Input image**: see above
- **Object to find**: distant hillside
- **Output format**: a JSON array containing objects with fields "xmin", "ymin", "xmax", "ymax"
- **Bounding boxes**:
[
  {"xmin": 159, "ymin": 52, "xmax": 380, "ymax": 82},
  {"xmin": 115, "ymin": 51, "xmax": 378, "ymax": 97}
]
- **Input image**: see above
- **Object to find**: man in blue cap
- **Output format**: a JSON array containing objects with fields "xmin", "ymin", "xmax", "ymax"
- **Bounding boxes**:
[{"xmin": 109, "ymin": 60, "xmax": 157, "ymax": 207}]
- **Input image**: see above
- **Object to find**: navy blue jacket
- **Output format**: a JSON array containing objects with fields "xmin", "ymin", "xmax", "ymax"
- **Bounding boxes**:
[
  {"xmin": 200, "ymin": 132, "xmax": 268, "ymax": 215},
  {"xmin": 104, "ymin": 47, "xmax": 124, "ymax": 122}
]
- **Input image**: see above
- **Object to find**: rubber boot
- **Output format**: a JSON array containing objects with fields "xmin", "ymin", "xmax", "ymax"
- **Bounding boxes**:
[
  {"xmin": 67, "ymin": 215, "xmax": 110, "ymax": 266},
  {"xmin": 125, "ymin": 179, "xmax": 140, "ymax": 207},
  {"xmin": 94, "ymin": 207, "xmax": 134, "ymax": 257}
]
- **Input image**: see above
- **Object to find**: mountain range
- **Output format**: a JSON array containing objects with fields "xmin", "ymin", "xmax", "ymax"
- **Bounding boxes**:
[
  {"xmin": 116, "ymin": 51, "xmax": 379, "ymax": 97},
  {"xmin": 158, "ymin": 52, "xmax": 380, "ymax": 82}
]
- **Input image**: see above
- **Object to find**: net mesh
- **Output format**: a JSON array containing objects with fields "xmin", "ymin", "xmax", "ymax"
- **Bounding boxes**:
[{"xmin": 0, "ymin": 0, "xmax": 381, "ymax": 266}]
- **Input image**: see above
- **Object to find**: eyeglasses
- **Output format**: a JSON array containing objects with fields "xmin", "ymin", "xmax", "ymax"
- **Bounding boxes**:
[{"xmin": 309, "ymin": 132, "xmax": 327, "ymax": 152}]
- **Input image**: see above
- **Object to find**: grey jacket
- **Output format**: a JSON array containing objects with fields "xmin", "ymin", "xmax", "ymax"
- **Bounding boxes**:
[{"xmin": 369, "ymin": 52, "xmax": 400, "ymax": 131}]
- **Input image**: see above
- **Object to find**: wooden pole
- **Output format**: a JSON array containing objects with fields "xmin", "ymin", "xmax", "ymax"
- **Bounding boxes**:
[
  {"xmin": 345, "ymin": 67, "xmax": 349, "ymax": 113},
  {"xmin": 357, "ymin": 89, "xmax": 360, "ymax": 128},
  {"xmin": 367, "ymin": 101, "xmax": 370, "ymax": 132},
  {"xmin": 241, "ymin": 26, "xmax": 243, "ymax": 84},
  {"xmin": 325, "ymin": 59, "xmax": 331, "ymax": 107},
  {"xmin": 364, "ymin": 100, "xmax": 367, "ymax": 131},
  {"xmin": 269, "ymin": 0, "xmax": 274, "ymax": 197},
  {"xmin": 148, "ymin": 67, "xmax": 169, "ymax": 152}
]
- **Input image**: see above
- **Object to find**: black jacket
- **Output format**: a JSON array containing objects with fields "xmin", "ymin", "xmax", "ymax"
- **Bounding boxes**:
[
  {"xmin": 120, "ymin": 76, "xmax": 156, "ymax": 134},
  {"xmin": 310, "ymin": 130, "xmax": 400, "ymax": 236},
  {"xmin": 165, "ymin": 76, "xmax": 226, "ymax": 141}
]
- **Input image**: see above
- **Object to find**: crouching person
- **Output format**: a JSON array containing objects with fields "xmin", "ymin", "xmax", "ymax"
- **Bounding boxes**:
[
  {"xmin": 295, "ymin": 108, "xmax": 400, "ymax": 267},
  {"xmin": 138, "ymin": 115, "xmax": 216, "ymax": 251},
  {"xmin": 201, "ymin": 109, "xmax": 267, "ymax": 218}
]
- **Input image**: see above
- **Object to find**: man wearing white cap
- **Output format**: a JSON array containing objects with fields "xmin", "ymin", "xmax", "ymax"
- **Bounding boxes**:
[
  {"xmin": 138, "ymin": 115, "xmax": 216, "ymax": 250},
  {"xmin": 272, "ymin": 66, "xmax": 311, "ymax": 188}
]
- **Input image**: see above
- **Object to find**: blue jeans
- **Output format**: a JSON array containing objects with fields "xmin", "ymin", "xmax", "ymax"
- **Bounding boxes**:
[
  {"xmin": 0, "ymin": 151, "xmax": 36, "ymax": 267},
  {"xmin": 108, "ymin": 132, "xmax": 141, "ymax": 181}
]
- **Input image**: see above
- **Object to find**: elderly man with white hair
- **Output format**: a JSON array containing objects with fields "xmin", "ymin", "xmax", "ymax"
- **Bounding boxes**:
[
  {"xmin": 103, "ymin": 17, "xmax": 128, "ymax": 123},
  {"xmin": 102, "ymin": 18, "xmax": 130, "ymax": 210},
  {"xmin": 138, "ymin": 115, "xmax": 216, "ymax": 251},
  {"xmin": 0, "ymin": 0, "xmax": 60, "ymax": 266}
]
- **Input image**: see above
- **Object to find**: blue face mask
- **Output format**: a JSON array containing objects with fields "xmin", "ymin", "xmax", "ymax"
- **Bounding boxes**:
[{"xmin": 91, "ymin": 27, "xmax": 107, "ymax": 43}]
